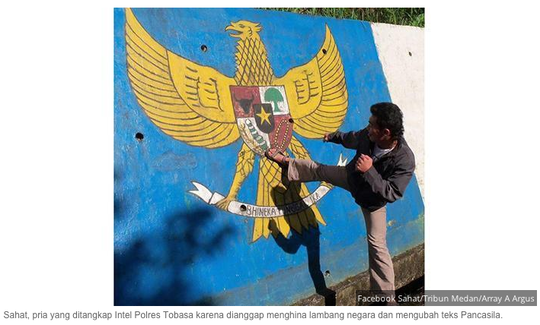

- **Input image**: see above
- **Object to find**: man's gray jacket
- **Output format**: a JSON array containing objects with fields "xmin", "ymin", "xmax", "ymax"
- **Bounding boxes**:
[{"xmin": 327, "ymin": 128, "xmax": 416, "ymax": 211}]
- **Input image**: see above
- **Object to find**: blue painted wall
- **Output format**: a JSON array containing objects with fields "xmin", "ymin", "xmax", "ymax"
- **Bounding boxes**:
[{"xmin": 114, "ymin": 8, "xmax": 424, "ymax": 306}]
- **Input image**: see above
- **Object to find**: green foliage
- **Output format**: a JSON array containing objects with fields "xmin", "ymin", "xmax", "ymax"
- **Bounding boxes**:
[
  {"xmin": 262, "ymin": 8, "xmax": 425, "ymax": 27},
  {"xmin": 264, "ymin": 88, "xmax": 284, "ymax": 113}
]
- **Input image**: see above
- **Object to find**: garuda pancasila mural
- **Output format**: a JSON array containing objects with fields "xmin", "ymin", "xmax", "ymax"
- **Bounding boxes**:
[{"xmin": 124, "ymin": 9, "xmax": 349, "ymax": 242}]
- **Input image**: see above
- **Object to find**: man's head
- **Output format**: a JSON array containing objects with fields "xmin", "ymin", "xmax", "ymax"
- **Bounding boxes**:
[{"xmin": 367, "ymin": 102, "xmax": 404, "ymax": 144}]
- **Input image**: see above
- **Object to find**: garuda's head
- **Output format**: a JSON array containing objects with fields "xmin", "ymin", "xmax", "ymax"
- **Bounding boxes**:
[{"xmin": 225, "ymin": 20, "xmax": 262, "ymax": 40}]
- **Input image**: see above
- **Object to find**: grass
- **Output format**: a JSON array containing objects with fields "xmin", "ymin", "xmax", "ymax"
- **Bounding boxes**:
[{"xmin": 262, "ymin": 8, "xmax": 425, "ymax": 27}]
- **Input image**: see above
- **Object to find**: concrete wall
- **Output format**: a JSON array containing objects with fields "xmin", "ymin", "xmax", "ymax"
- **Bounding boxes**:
[
  {"xmin": 114, "ymin": 8, "xmax": 424, "ymax": 306},
  {"xmin": 372, "ymin": 23, "xmax": 425, "ymax": 197}
]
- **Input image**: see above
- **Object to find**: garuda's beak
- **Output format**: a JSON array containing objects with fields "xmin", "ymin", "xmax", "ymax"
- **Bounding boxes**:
[{"xmin": 225, "ymin": 23, "xmax": 241, "ymax": 37}]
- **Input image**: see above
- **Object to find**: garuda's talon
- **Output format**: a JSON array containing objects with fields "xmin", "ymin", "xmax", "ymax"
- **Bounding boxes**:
[{"xmin": 216, "ymin": 196, "xmax": 235, "ymax": 211}]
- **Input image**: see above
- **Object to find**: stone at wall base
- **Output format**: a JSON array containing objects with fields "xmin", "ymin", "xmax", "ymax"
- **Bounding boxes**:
[{"xmin": 292, "ymin": 243, "xmax": 424, "ymax": 306}]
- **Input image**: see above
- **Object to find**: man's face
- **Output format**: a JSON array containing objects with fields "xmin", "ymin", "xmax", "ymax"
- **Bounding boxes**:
[{"xmin": 367, "ymin": 115, "xmax": 388, "ymax": 143}]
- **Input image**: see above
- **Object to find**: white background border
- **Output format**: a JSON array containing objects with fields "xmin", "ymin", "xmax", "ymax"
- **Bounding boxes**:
[{"xmin": 0, "ymin": 1, "xmax": 538, "ymax": 323}]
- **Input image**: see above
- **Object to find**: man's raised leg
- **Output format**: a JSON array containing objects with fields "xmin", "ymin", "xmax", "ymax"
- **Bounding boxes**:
[
  {"xmin": 265, "ymin": 149, "xmax": 350, "ymax": 191},
  {"xmin": 287, "ymin": 159, "xmax": 350, "ymax": 191}
]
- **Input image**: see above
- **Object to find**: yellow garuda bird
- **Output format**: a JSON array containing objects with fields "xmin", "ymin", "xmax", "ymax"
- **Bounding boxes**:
[{"xmin": 124, "ymin": 8, "xmax": 348, "ymax": 242}]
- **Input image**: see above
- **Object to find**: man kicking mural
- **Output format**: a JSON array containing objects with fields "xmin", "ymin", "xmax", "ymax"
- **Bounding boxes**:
[
  {"xmin": 116, "ymin": 8, "xmax": 424, "ymax": 306},
  {"xmin": 266, "ymin": 102, "xmax": 415, "ymax": 305}
]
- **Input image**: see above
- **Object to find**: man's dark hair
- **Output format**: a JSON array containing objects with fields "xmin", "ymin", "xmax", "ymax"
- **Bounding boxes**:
[{"xmin": 370, "ymin": 102, "xmax": 404, "ymax": 140}]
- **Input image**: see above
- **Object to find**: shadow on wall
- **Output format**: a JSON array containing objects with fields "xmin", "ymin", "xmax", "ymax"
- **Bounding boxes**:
[
  {"xmin": 114, "ymin": 168, "xmax": 125, "ymax": 219},
  {"xmin": 269, "ymin": 219, "xmax": 336, "ymax": 306},
  {"xmin": 268, "ymin": 181, "xmax": 336, "ymax": 306},
  {"xmin": 114, "ymin": 207, "xmax": 235, "ymax": 306}
]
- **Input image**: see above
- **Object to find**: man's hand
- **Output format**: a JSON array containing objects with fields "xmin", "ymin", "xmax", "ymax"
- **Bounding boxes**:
[
  {"xmin": 355, "ymin": 154, "xmax": 373, "ymax": 173},
  {"xmin": 323, "ymin": 133, "xmax": 330, "ymax": 142}
]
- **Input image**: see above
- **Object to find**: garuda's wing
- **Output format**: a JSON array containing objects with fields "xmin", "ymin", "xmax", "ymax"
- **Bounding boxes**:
[
  {"xmin": 273, "ymin": 25, "xmax": 348, "ymax": 139},
  {"xmin": 125, "ymin": 8, "xmax": 239, "ymax": 148}
]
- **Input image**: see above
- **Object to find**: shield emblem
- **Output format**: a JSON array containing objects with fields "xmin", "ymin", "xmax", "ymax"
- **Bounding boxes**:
[{"xmin": 231, "ymin": 85, "xmax": 293, "ymax": 156}]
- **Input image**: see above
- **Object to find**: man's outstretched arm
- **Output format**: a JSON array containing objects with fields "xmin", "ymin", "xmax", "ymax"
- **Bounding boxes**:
[{"xmin": 324, "ymin": 128, "xmax": 367, "ymax": 149}]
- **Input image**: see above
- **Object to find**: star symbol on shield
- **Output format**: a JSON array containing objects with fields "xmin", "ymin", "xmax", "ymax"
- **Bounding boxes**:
[{"xmin": 256, "ymin": 108, "xmax": 272, "ymax": 126}]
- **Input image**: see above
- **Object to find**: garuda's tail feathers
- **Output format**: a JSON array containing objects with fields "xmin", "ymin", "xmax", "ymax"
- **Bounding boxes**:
[{"xmin": 251, "ymin": 137, "xmax": 326, "ymax": 242}]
